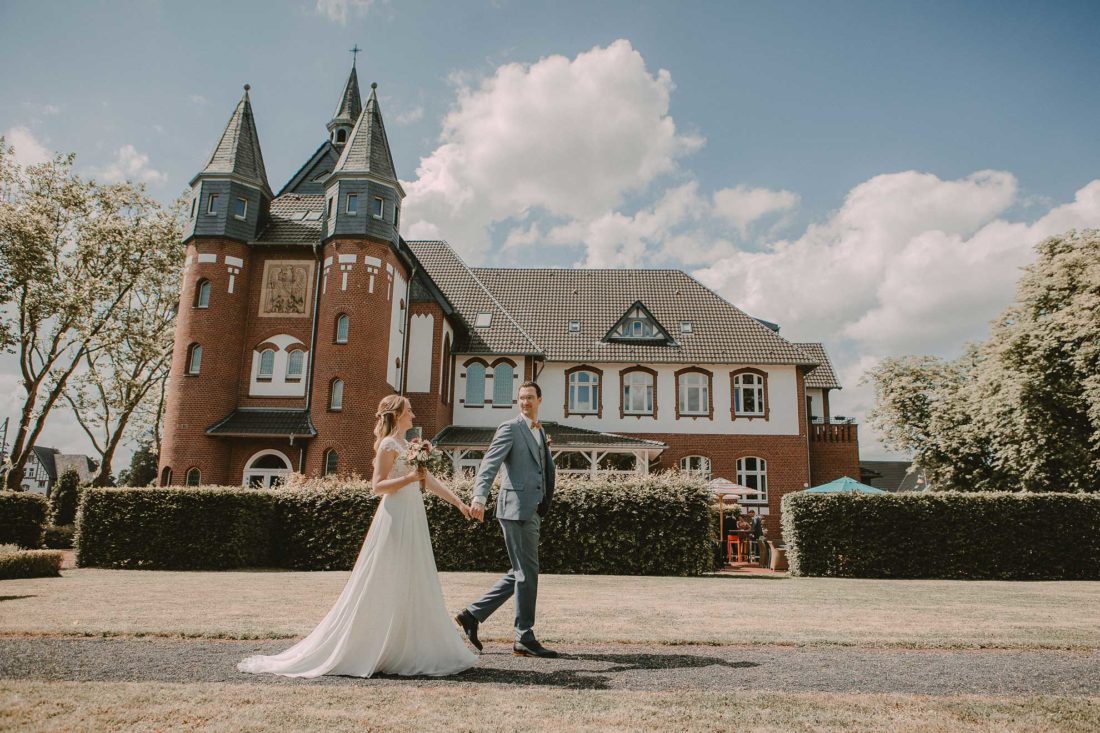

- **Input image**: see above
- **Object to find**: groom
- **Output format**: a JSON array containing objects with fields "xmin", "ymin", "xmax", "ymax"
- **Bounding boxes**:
[{"xmin": 456, "ymin": 381, "xmax": 558, "ymax": 658}]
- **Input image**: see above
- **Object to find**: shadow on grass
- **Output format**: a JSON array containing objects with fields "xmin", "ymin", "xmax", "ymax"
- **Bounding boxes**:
[
  {"xmin": 0, "ymin": 595, "xmax": 36, "ymax": 602},
  {"xmin": 372, "ymin": 651, "xmax": 758, "ymax": 690}
]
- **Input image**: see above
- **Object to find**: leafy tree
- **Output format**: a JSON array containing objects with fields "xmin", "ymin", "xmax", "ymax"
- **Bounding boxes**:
[
  {"xmin": 49, "ymin": 468, "xmax": 81, "ymax": 526},
  {"xmin": 865, "ymin": 230, "xmax": 1100, "ymax": 492},
  {"xmin": 118, "ymin": 441, "xmax": 159, "ymax": 487},
  {"xmin": 0, "ymin": 137, "xmax": 182, "ymax": 489}
]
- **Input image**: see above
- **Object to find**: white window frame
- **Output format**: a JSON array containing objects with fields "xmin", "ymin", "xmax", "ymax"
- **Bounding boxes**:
[
  {"xmin": 679, "ymin": 372, "xmax": 709, "ymax": 416},
  {"xmin": 622, "ymin": 370, "xmax": 654, "ymax": 415},
  {"xmin": 346, "ymin": 193, "xmax": 358, "ymax": 215},
  {"xmin": 206, "ymin": 193, "xmax": 219, "ymax": 216},
  {"xmin": 195, "ymin": 279, "xmax": 211, "ymax": 309},
  {"xmin": 568, "ymin": 320, "xmax": 581, "ymax": 332},
  {"xmin": 736, "ymin": 456, "xmax": 768, "ymax": 504},
  {"xmin": 568, "ymin": 370, "xmax": 600, "ymax": 414},
  {"xmin": 232, "ymin": 197, "xmax": 248, "ymax": 221},
  {"xmin": 734, "ymin": 373, "xmax": 766, "ymax": 416},
  {"xmin": 286, "ymin": 350, "xmax": 304, "ymax": 381},
  {"xmin": 323, "ymin": 449, "xmax": 339, "ymax": 476},
  {"xmin": 680, "ymin": 455, "xmax": 712, "ymax": 480},
  {"xmin": 330, "ymin": 379, "xmax": 344, "ymax": 411},
  {"xmin": 372, "ymin": 196, "xmax": 384, "ymax": 219},
  {"xmin": 257, "ymin": 349, "xmax": 275, "ymax": 381},
  {"xmin": 187, "ymin": 344, "xmax": 202, "ymax": 375},
  {"xmin": 185, "ymin": 467, "xmax": 201, "ymax": 486}
]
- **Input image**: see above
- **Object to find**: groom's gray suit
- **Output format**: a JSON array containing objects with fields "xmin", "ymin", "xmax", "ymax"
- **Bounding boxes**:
[{"xmin": 466, "ymin": 414, "xmax": 555, "ymax": 644}]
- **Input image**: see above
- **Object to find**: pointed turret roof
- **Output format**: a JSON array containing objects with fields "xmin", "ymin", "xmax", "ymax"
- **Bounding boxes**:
[
  {"xmin": 329, "ymin": 64, "xmax": 363, "ymax": 130},
  {"xmin": 332, "ymin": 82, "xmax": 403, "ymax": 195},
  {"xmin": 193, "ymin": 85, "xmax": 273, "ymax": 197}
]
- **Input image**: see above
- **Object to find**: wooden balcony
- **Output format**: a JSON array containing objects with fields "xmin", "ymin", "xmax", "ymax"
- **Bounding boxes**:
[{"xmin": 811, "ymin": 422, "xmax": 859, "ymax": 443}]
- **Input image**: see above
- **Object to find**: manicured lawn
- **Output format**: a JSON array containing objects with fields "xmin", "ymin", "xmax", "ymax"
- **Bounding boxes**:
[
  {"xmin": 2, "ymin": 569, "xmax": 1097, "ymax": 649},
  {"xmin": 2, "ymin": 681, "xmax": 1098, "ymax": 733}
]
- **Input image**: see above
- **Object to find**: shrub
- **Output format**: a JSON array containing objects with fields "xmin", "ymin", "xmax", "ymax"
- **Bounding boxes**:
[
  {"xmin": 782, "ymin": 491, "xmax": 1100, "ymax": 579},
  {"xmin": 76, "ymin": 474, "xmax": 715, "ymax": 576},
  {"xmin": 76, "ymin": 488, "xmax": 277, "ymax": 569},
  {"xmin": 0, "ymin": 548, "xmax": 64, "ymax": 579},
  {"xmin": 0, "ymin": 491, "xmax": 48, "ymax": 548},
  {"xmin": 43, "ymin": 524, "xmax": 75, "ymax": 549},
  {"xmin": 50, "ymin": 469, "xmax": 82, "ymax": 526}
]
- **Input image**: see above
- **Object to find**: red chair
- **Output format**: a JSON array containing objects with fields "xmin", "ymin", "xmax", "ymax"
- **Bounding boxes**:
[{"xmin": 726, "ymin": 534, "xmax": 743, "ymax": 563}]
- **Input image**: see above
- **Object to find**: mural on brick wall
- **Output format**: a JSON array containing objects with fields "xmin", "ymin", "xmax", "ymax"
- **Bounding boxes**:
[{"xmin": 259, "ymin": 261, "xmax": 314, "ymax": 317}]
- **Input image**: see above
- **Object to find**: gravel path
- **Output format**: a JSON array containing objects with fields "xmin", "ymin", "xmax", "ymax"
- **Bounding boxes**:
[{"xmin": 1, "ymin": 637, "xmax": 1097, "ymax": 695}]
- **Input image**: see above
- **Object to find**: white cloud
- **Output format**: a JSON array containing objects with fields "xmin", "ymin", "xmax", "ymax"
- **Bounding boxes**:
[
  {"xmin": 3, "ymin": 126, "xmax": 53, "ymax": 167},
  {"xmin": 94, "ymin": 144, "xmax": 168, "ymax": 185},
  {"xmin": 394, "ymin": 105, "xmax": 424, "ymax": 125},
  {"xmin": 315, "ymin": 0, "xmax": 376, "ymax": 24},
  {"xmin": 402, "ymin": 39, "xmax": 704, "ymax": 261},
  {"xmin": 712, "ymin": 186, "xmax": 800, "ymax": 236},
  {"xmin": 188, "ymin": 94, "xmax": 209, "ymax": 106}
]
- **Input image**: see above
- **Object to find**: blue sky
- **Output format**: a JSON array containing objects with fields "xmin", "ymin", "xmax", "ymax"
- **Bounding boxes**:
[{"xmin": 3, "ymin": 0, "xmax": 1100, "ymax": 462}]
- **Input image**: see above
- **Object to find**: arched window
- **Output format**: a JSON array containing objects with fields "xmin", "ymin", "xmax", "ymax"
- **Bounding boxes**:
[
  {"xmin": 464, "ymin": 361, "xmax": 486, "ymax": 407},
  {"xmin": 336, "ymin": 129, "xmax": 347, "ymax": 144},
  {"xmin": 185, "ymin": 467, "xmax": 201, "ymax": 486},
  {"xmin": 732, "ymin": 369, "xmax": 768, "ymax": 418},
  {"xmin": 492, "ymin": 361, "xmax": 514, "ymax": 407},
  {"xmin": 194, "ymin": 279, "xmax": 211, "ymax": 308},
  {"xmin": 257, "ymin": 349, "xmax": 275, "ymax": 380},
  {"xmin": 329, "ymin": 378, "xmax": 344, "ymax": 411},
  {"xmin": 160, "ymin": 467, "xmax": 172, "ymax": 486},
  {"xmin": 186, "ymin": 344, "xmax": 202, "ymax": 375},
  {"xmin": 565, "ymin": 365, "xmax": 602, "ymax": 417},
  {"xmin": 323, "ymin": 449, "xmax": 339, "ymax": 476},
  {"xmin": 620, "ymin": 366, "xmax": 656, "ymax": 417},
  {"xmin": 736, "ymin": 457, "xmax": 768, "ymax": 504},
  {"xmin": 680, "ymin": 455, "xmax": 711, "ymax": 480},
  {"xmin": 335, "ymin": 314, "xmax": 349, "ymax": 344},
  {"xmin": 243, "ymin": 451, "xmax": 291, "ymax": 489},
  {"xmin": 675, "ymin": 367, "xmax": 712, "ymax": 418},
  {"xmin": 286, "ymin": 350, "xmax": 304, "ymax": 382}
]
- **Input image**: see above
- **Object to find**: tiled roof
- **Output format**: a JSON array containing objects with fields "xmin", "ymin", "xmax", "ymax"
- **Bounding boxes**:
[
  {"xmin": 332, "ymin": 85, "xmax": 400, "ymax": 190},
  {"xmin": 206, "ymin": 409, "xmax": 317, "ymax": 437},
  {"xmin": 472, "ymin": 267, "xmax": 815, "ymax": 365},
  {"xmin": 196, "ymin": 87, "xmax": 272, "ymax": 197},
  {"xmin": 431, "ymin": 422, "xmax": 667, "ymax": 450},
  {"xmin": 860, "ymin": 460, "xmax": 926, "ymax": 492},
  {"xmin": 254, "ymin": 194, "xmax": 325, "ymax": 245},
  {"xmin": 796, "ymin": 342, "xmax": 841, "ymax": 389},
  {"xmin": 30, "ymin": 446, "xmax": 59, "ymax": 482},
  {"xmin": 407, "ymin": 241, "xmax": 539, "ymax": 354}
]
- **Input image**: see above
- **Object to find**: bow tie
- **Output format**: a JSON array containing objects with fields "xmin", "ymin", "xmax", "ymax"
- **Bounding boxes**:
[{"xmin": 530, "ymin": 421, "xmax": 542, "ymax": 430}]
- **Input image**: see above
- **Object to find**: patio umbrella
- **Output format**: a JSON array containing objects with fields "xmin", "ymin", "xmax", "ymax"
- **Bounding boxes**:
[{"xmin": 803, "ymin": 476, "xmax": 887, "ymax": 494}]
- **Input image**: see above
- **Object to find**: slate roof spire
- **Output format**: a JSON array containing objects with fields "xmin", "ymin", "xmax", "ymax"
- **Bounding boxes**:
[
  {"xmin": 328, "ymin": 62, "xmax": 363, "ymax": 135},
  {"xmin": 331, "ymin": 82, "xmax": 403, "ymax": 195},
  {"xmin": 192, "ymin": 84, "xmax": 273, "ymax": 198}
]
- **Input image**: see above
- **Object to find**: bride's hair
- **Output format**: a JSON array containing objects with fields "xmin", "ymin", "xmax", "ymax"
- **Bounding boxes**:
[{"xmin": 373, "ymin": 395, "xmax": 410, "ymax": 451}]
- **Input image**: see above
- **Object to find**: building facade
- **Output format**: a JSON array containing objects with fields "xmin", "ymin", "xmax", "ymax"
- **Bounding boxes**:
[{"xmin": 158, "ymin": 64, "xmax": 860, "ymax": 536}]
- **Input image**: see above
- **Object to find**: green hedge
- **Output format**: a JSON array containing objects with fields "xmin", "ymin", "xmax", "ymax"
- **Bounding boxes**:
[
  {"xmin": 0, "ymin": 492, "xmax": 48, "ymax": 549},
  {"xmin": 781, "ymin": 491, "xmax": 1100, "ymax": 579},
  {"xmin": 76, "ymin": 488, "xmax": 277, "ymax": 570},
  {"xmin": 0, "ymin": 549, "xmax": 64, "ymax": 579},
  {"xmin": 43, "ymin": 524, "xmax": 75, "ymax": 550},
  {"xmin": 76, "ymin": 475, "xmax": 714, "ymax": 576}
]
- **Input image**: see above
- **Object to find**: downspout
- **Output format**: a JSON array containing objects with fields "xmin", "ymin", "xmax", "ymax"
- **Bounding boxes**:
[{"xmin": 300, "ymin": 239, "xmax": 324, "ymax": 472}]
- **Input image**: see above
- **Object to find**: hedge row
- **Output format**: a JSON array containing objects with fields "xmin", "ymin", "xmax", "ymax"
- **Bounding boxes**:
[
  {"xmin": 781, "ymin": 491, "xmax": 1100, "ymax": 579},
  {"xmin": 75, "ymin": 474, "xmax": 714, "ymax": 576},
  {"xmin": 0, "ymin": 492, "xmax": 48, "ymax": 549},
  {"xmin": 0, "ymin": 549, "xmax": 64, "ymax": 580}
]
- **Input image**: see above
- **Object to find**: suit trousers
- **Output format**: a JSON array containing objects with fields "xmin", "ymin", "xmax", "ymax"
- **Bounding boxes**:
[{"xmin": 466, "ymin": 513, "xmax": 541, "ymax": 643}]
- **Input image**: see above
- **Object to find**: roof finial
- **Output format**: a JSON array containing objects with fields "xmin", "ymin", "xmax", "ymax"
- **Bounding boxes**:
[
  {"xmin": 371, "ymin": 82, "xmax": 377, "ymax": 90},
  {"xmin": 243, "ymin": 83, "xmax": 251, "ymax": 93},
  {"xmin": 350, "ymin": 44, "xmax": 361, "ymax": 66}
]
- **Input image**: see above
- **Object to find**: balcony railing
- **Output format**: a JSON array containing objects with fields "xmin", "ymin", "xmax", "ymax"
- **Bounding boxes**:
[{"xmin": 811, "ymin": 422, "xmax": 858, "ymax": 443}]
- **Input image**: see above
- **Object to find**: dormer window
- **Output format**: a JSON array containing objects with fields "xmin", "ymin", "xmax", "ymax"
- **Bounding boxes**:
[
  {"xmin": 475, "ymin": 313, "xmax": 492, "ymax": 328},
  {"xmin": 346, "ymin": 193, "xmax": 358, "ymax": 215},
  {"xmin": 233, "ymin": 197, "xmax": 248, "ymax": 221},
  {"xmin": 605, "ymin": 302, "xmax": 671, "ymax": 344},
  {"xmin": 568, "ymin": 320, "xmax": 581, "ymax": 332},
  {"xmin": 206, "ymin": 193, "xmax": 219, "ymax": 215}
]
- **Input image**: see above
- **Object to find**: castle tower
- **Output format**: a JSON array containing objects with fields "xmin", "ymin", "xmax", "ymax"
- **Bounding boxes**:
[
  {"xmin": 159, "ymin": 86, "xmax": 273, "ymax": 486},
  {"xmin": 327, "ymin": 62, "xmax": 362, "ymax": 149},
  {"xmin": 307, "ymin": 81, "xmax": 410, "ymax": 475}
]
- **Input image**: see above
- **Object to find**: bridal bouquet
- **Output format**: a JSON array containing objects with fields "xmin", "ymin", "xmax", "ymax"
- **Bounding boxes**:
[{"xmin": 404, "ymin": 438, "xmax": 448, "ymax": 475}]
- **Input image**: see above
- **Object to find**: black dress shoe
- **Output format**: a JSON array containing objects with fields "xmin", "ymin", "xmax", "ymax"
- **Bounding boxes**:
[
  {"xmin": 455, "ymin": 610, "xmax": 482, "ymax": 652},
  {"xmin": 513, "ymin": 639, "xmax": 559, "ymax": 658}
]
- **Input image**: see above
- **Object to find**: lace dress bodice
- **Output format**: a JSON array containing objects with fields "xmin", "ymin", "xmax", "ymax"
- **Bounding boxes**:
[{"xmin": 379, "ymin": 435, "xmax": 413, "ymax": 483}]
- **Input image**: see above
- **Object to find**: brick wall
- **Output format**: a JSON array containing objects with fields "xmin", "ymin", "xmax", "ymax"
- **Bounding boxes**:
[{"xmin": 809, "ymin": 426, "xmax": 861, "ymax": 486}]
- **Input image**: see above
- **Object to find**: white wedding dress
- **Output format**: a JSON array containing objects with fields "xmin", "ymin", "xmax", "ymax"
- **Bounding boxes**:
[{"xmin": 237, "ymin": 435, "xmax": 478, "ymax": 678}]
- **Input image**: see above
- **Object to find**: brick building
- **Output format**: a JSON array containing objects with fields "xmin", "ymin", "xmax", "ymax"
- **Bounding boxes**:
[{"xmin": 159, "ymin": 63, "xmax": 860, "ymax": 535}]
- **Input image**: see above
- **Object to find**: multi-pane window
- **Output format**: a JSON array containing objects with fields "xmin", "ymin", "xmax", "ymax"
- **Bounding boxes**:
[
  {"xmin": 258, "ymin": 349, "xmax": 275, "ymax": 380},
  {"xmin": 733, "ymin": 372, "xmax": 766, "ymax": 415},
  {"xmin": 185, "ymin": 468, "xmax": 201, "ymax": 486},
  {"xmin": 330, "ymin": 379, "xmax": 344, "ymax": 411},
  {"xmin": 680, "ymin": 455, "xmax": 712, "ymax": 479},
  {"xmin": 323, "ymin": 449, "xmax": 338, "ymax": 476},
  {"xmin": 195, "ymin": 279, "xmax": 211, "ymax": 308},
  {"xmin": 286, "ymin": 350, "xmax": 304, "ymax": 381},
  {"xmin": 186, "ymin": 344, "xmax": 203, "ymax": 375},
  {"xmin": 493, "ymin": 362, "xmax": 513, "ymax": 407},
  {"xmin": 736, "ymin": 457, "xmax": 768, "ymax": 503},
  {"xmin": 464, "ymin": 362, "xmax": 486, "ymax": 406},
  {"xmin": 678, "ymin": 370, "xmax": 710, "ymax": 416},
  {"xmin": 568, "ymin": 370, "xmax": 600, "ymax": 414},
  {"xmin": 622, "ymin": 370, "xmax": 654, "ymax": 415},
  {"xmin": 335, "ymin": 314, "xmax": 349, "ymax": 344}
]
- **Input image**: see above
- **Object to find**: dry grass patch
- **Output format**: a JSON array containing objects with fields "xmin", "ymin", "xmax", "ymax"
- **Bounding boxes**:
[
  {"xmin": 1, "ymin": 569, "xmax": 1098, "ymax": 649},
  {"xmin": 1, "ymin": 680, "xmax": 1097, "ymax": 733}
]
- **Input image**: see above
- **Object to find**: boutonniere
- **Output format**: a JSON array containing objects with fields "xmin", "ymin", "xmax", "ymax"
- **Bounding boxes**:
[{"xmin": 545, "ymin": 436, "xmax": 553, "ymax": 446}]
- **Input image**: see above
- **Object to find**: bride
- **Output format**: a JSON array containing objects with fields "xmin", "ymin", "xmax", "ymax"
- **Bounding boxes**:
[{"xmin": 237, "ymin": 395, "xmax": 479, "ymax": 678}]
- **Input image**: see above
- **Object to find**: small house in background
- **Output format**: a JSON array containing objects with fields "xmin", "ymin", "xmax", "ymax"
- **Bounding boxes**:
[
  {"xmin": 860, "ymin": 460, "xmax": 930, "ymax": 492},
  {"xmin": 20, "ymin": 446, "xmax": 96, "ymax": 496}
]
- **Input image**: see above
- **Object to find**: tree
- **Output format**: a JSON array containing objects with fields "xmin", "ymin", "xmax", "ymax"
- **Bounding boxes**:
[
  {"xmin": 49, "ymin": 468, "xmax": 81, "ymax": 526},
  {"xmin": 0, "ymin": 137, "xmax": 182, "ymax": 489},
  {"xmin": 865, "ymin": 230, "xmax": 1100, "ymax": 492},
  {"xmin": 117, "ymin": 441, "xmax": 159, "ymax": 487}
]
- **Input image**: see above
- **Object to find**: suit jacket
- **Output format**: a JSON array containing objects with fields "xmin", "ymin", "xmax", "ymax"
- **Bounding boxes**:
[{"xmin": 473, "ymin": 414, "xmax": 555, "ymax": 521}]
